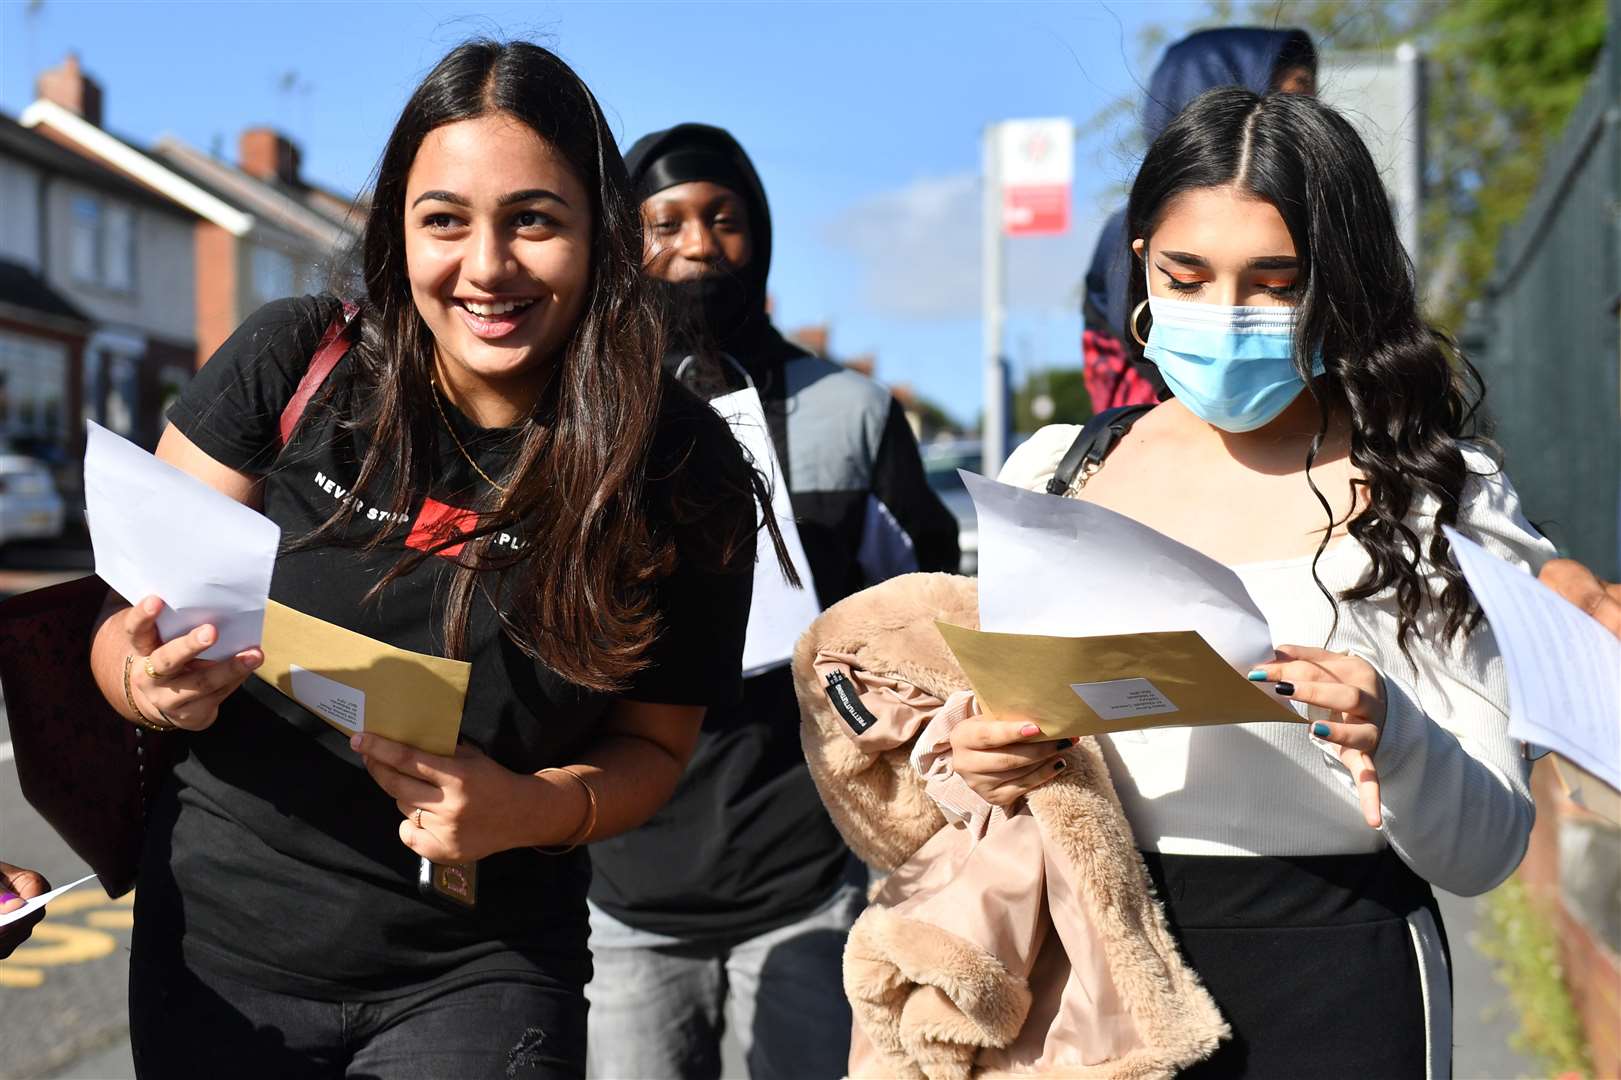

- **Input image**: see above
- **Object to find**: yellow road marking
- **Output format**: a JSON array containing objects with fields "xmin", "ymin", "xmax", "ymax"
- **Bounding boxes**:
[
  {"xmin": 0, "ymin": 922, "xmax": 117, "ymax": 966},
  {"xmin": 0, "ymin": 964, "xmax": 44, "ymax": 987},
  {"xmin": 0, "ymin": 893, "xmax": 137, "ymax": 988}
]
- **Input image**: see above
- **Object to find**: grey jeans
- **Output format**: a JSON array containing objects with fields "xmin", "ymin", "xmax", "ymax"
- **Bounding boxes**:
[{"xmin": 585, "ymin": 883, "xmax": 862, "ymax": 1080}]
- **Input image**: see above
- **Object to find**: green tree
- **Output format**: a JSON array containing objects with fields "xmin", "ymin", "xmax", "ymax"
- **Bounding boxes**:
[
  {"xmin": 1099, "ymin": 0, "xmax": 1607, "ymax": 331},
  {"xmin": 1013, "ymin": 367, "xmax": 1091, "ymax": 434}
]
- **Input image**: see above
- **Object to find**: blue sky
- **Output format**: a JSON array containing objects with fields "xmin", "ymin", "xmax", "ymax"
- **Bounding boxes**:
[{"xmin": 1, "ymin": 0, "xmax": 1211, "ymax": 422}]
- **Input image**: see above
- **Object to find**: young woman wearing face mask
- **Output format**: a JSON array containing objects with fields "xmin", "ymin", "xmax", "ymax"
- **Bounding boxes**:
[
  {"xmin": 86, "ymin": 40, "xmax": 758, "ymax": 1079},
  {"xmin": 955, "ymin": 88, "xmax": 1553, "ymax": 1078}
]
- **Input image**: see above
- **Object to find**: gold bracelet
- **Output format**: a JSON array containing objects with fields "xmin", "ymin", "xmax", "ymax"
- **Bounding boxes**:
[
  {"xmin": 123, "ymin": 653, "xmax": 178, "ymax": 732},
  {"xmin": 534, "ymin": 767, "xmax": 597, "ymax": 854}
]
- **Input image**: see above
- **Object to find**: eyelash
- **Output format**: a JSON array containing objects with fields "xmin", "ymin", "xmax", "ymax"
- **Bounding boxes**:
[
  {"xmin": 1159, "ymin": 271, "xmax": 1297, "ymax": 299},
  {"xmin": 421, "ymin": 211, "xmax": 557, "ymax": 232}
]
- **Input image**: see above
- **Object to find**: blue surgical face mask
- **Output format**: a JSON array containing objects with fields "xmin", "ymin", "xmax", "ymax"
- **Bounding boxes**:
[{"xmin": 1142, "ymin": 276, "xmax": 1325, "ymax": 433}]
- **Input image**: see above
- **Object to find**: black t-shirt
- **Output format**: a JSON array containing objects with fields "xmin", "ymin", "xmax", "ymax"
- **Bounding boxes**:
[{"xmin": 144, "ymin": 296, "xmax": 754, "ymax": 998}]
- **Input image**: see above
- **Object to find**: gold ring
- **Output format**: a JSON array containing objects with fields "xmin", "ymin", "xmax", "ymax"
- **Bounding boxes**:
[
  {"xmin": 413, "ymin": 808, "xmax": 424, "ymax": 829},
  {"xmin": 143, "ymin": 656, "xmax": 161, "ymax": 680}
]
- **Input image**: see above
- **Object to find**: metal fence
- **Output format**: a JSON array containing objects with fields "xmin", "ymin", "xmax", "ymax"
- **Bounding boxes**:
[{"xmin": 1466, "ymin": 0, "xmax": 1621, "ymax": 579}]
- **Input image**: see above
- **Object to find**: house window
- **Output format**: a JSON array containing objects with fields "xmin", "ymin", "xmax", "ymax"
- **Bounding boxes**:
[
  {"xmin": 70, "ymin": 196, "xmax": 100, "ymax": 282},
  {"xmin": 0, "ymin": 332, "xmax": 68, "ymax": 446},
  {"xmin": 249, "ymin": 245, "xmax": 296, "ymax": 307},
  {"xmin": 102, "ymin": 203, "xmax": 134, "ymax": 290},
  {"xmin": 68, "ymin": 192, "xmax": 136, "ymax": 292}
]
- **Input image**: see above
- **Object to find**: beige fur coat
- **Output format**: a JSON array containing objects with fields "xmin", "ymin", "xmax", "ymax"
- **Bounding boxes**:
[{"xmin": 793, "ymin": 572, "xmax": 1228, "ymax": 1079}]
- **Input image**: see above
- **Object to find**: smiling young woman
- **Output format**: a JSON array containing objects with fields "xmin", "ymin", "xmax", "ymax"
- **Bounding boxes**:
[{"xmin": 86, "ymin": 40, "xmax": 761, "ymax": 1080}]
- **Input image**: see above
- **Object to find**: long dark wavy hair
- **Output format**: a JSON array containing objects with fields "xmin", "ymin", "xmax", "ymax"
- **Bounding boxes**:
[
  {"xmin": 1125, "ymin": 87, "xmax": 1488, "ymax": 654},
  {"xmin": 305, "ymin": 39, "xmax": 757, "ymax": 691}
]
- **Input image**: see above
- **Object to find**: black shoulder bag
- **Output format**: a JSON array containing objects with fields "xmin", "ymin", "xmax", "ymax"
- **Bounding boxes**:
[{"xmin": 1044, "ymin": 404, "xmax": 1155, "ymax": 496}]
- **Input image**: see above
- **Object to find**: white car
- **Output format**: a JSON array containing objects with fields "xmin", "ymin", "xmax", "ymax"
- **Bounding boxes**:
[{"xmin": 0, "ymin": 453, "xmax": 65, "ymax": 548}]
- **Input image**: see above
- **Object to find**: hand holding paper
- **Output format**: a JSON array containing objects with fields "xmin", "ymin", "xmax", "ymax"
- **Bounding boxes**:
[
  {"xmin": 86, "ymin": 421, "xmax": 279, "ymax": 660},
  {"xmin": 257, "ymin": 600, "xmax": 470, "ymax": 756},
  {"xmin": 965, "ymin": 472, "xmax": 1276, "ymax": 670},
  {"xmin": 0, "ymin": 873, "xmax": 96, "ymax": 930},
  {"xmin": 1444, "ymin": 527, "xmax": 1620, "ymax": 797},
  {"xmin": 949, "ymin": 474, "xmax": 1292, "ymax": 738}
]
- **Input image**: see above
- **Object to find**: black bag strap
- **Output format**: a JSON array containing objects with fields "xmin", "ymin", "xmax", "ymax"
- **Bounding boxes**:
[{"xmin": 1045, "ymin": 403, "xmax": 1155, "ymax": 496}]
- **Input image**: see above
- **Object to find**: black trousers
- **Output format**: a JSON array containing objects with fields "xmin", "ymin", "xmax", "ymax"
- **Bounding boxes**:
[
  {"xmin": 129, "ymin": 927, "xmax": 587, "ymax": 1080},
  {"xmin": 1143, "ymin": 848, "xmax": 1450, "ymax": 1080}
]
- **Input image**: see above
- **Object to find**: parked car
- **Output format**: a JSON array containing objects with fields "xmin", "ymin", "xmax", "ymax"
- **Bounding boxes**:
[
  {"xmin": 922, "ymin": 436, "xmax": 1032, "ymax": 577},
  {"xmin": 0, "ymin": 452, "xmax": 66, "ymax": 549}
]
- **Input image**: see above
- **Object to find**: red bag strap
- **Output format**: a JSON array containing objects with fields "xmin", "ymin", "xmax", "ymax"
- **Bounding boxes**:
[{"xmin": 276, "ymin": 300, "xmax": 358, "ymax": 450}]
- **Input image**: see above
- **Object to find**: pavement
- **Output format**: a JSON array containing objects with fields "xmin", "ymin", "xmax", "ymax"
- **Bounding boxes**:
[{"xmin": 0, "ymin": 539, "xmax": 1551, "ymax": 1080}]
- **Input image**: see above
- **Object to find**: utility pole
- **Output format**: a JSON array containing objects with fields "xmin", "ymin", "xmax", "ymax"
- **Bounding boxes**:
[{"xmin": 981, "ymin": 123, "xmax": 1007, "ymax": 478}]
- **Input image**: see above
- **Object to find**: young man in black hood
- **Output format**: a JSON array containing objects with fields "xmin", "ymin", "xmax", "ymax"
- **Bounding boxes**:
[{"xmin": 585, "ymin": 123, "xmax": 960, "ymax": 1080}]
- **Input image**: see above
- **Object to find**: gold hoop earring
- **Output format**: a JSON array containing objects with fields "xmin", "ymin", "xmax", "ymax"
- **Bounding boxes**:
[{"xmin": 1129, "ymin": 299, "xmax": 1151, "ymax": 347}]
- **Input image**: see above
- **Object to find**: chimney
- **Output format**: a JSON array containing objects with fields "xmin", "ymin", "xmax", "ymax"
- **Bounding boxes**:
[
  {"xmin": 844, "ymin": 353, "xmax": 876, "ymax": 378},
  {"xmin": 36, "ymin": 54, "xmax": 104, "ymax": 127},
  {"xmin": 239, "ymin": 127, "xmax": 302, "ymax": 185},
  {"xmin": 789, "ymin": 324, "xmax": 830, "ymax": 357}
]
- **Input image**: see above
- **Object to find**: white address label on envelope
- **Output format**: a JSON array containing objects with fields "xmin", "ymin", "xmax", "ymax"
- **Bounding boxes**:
[
  {"xmin": 1070, "ymin": 677, "xmax": 1180, "ymax": 722},
  {"xmin": 290, "ymin": 665, "xmax": 365, "ymax": 733}
]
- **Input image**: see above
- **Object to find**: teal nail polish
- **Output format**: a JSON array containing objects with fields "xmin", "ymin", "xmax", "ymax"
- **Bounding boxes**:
[
  {"xmin": 1247, "ymin": 670, "xmax": 1268, "ymax": 681},
  {"xmin": 1312, "ymin": 721, "xmax": 1331, "ymax": 738}
]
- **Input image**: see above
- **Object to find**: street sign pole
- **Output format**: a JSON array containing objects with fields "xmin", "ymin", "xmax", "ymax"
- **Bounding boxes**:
[{"xmin": 981, "ymin": 123, "xmax": 1007, "ymax": 478}]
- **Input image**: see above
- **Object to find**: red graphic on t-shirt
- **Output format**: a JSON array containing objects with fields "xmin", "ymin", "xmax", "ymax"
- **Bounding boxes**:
[{"xmin": 406, "ymin": 497, "xmax": 479, "ymax": 559}]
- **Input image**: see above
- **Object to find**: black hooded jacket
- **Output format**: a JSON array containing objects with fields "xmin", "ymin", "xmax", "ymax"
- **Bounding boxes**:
[{"xmin": 589, "ymin": 125, "xmax": 960, "ymax": 939}]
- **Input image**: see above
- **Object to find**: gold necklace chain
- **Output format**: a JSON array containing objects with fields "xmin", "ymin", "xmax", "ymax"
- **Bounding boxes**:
[{"xmin": 430, "ymin": 379, "xmax": 511, "ymax": 496}]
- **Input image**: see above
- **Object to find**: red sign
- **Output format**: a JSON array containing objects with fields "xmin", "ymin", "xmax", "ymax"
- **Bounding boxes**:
[
  {"xmin": 998, "ymin": 118, "xmax": 1074, "ymax": 238},
  {"xmin": 1003, "ymin": 185, "xmax": 1070, "ymax": 236}
]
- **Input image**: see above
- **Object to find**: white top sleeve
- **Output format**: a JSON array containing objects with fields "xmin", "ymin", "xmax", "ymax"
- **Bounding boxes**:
[
  {"xmin": 1339, "ymin": 448, "xmax": 1556, "ymax": 895},
  {"xmin": 997, "ymin": 425, "xmax": 1081, "ymax": 492}
]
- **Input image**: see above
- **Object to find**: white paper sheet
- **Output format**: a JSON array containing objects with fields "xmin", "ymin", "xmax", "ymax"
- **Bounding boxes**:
[
  {"xmin": 710, "ymin": 387, "xmax": 820, "ymax": 677},
  {"xmin": 85, "ymin": 421, "xmax": 280, "ymax": 660},
  {"xmin": 0, "ymin": 873, "xmax": 98, "ymax": 928},
  {"xmin": 965, "ymin": 471, "xmax": 1275, "ymax": 670},
  {"xmin": 1444, "ymin": 527, "xmax": 1621, "ymax": 792}
]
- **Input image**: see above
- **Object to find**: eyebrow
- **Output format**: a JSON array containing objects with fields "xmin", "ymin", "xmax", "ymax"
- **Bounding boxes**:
[
  {"xmin": 646, "ymin": 192, "xmax": 745, "ymax": 214},
  {"xmin": 410, "ymin": 188, "xmax": 571, "ymax": 209},
  {"xmin": 1158, "ymin": 250, "xmax": 1299, "ymax": 270}
]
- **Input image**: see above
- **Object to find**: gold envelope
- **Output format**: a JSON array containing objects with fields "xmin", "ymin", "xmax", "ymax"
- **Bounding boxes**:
[
  {"xmin": 256, "ymin": 599, "xmax": 471, "ymax": 757},
  {"xmin": 935, "ymin": 622, "xmax": 1299, "ymax": 739}
]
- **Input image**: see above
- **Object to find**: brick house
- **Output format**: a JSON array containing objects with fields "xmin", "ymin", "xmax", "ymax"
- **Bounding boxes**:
[
  {"xmin": 152, "ymin": 129, "xmax": 360, "ymax": 361},
  {"xmin": 0, "ymin": 108, "xmax": 198, "ymax": 474},
  {"xmin": 21, "ymin": 54, "xmax": 359, "ymax": 377}
]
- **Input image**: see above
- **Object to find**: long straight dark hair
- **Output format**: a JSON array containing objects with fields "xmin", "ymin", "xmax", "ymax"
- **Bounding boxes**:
[
  {"xmin": 1125, "ymin": 88, "xmax": 1487, "ymax": 654},
  {"xmin": 309, "ymin": 39, "xmax": 734, "ymax": 691}
]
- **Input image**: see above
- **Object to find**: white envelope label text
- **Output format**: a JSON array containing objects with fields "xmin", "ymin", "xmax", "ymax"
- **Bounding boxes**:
[
  {"xmin": 290, "ymin": 665, "xmax": 366, "ymax": 733},
  {"xmin": 1071, "ymin": 677, "xmax": 1179, "ymax": 722}
]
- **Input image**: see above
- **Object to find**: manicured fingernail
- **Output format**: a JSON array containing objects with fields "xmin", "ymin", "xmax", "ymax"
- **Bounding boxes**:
[
  {"xmin": 1274, "ymin": 682, "xmax": 1295, "ymax": 696},
  {"xmin": 349, "ymin": 734, "xmax": 364, "ymax": 751},
  {"xmin": 0, "ymin": 892, "xmax": 18, "ymax": 904},
  {"xmin": 1053, "ymin": 759, "xmax": 1067, "ymax": 772},
  {"xmin": 1312, "ymin": 721, "xmax": 1331, "ymax": 738},
  {"xmin": 1247, "ymin": 669, "xmax": 1268, "ymax": 681},
  {"xmin": 1019, "ymin": 723, "xmax": 1041, "ymax": 737}
]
